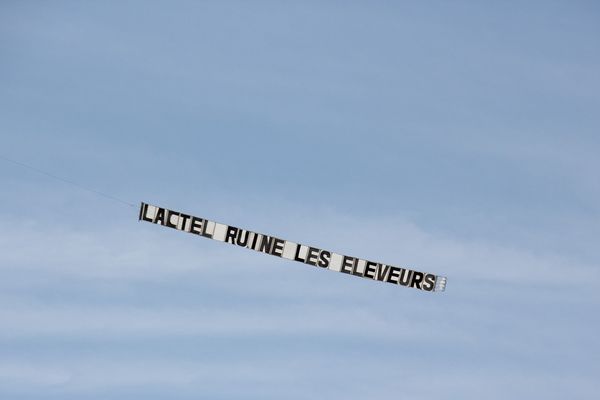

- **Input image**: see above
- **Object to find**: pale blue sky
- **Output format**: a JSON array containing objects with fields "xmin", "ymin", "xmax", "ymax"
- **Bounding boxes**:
[{"xmin": 1, "ymin": 1, "xmax": 599, "ymax": 399}]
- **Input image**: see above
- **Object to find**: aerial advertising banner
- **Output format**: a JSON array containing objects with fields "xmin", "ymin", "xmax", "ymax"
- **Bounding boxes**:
[{"xmin": 139, "ymin": 202, "xmax": 447, "ymax": 292}]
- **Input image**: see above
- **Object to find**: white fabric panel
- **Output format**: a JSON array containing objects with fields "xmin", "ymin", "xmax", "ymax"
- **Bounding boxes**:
[
  {"xmin": 282, "ymin": 241, "xmax": 297, "ymax": 260},
  {"xmin": 146, "ymin": 205, "xmax": 158, "ymax": 220},
  {"xmin": 212, "ymin": 223, "xmax": 227, "ymax": 242},
  {"xmin": 355, "ymin": 259, "xmax": 366, "ymax": 276},
  {"xmin": 205, "ymin": 220, "xmax": 216, "ymax": 236},
  {"xmin": 328, "ymin": 253, "xmax": 343, "ymax": 272}
]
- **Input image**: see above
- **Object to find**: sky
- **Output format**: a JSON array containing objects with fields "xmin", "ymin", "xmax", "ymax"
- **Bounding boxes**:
[{"xmin": 1, "ymin": 1, "xmax": 599, "ymax": 398}]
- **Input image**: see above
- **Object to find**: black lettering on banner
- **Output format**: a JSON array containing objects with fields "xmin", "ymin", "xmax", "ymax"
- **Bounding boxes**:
[
  {"xmin": 410, "ymin": 271, "xmax": 424, "ymax": 289},
  {"xmin": 166, "ymin": 210, "xmax": 179, "ymax": 229},
  {"xmin": 138, "ymin": 203, "xmax": 146, "ymax": 221},
  {"xmin": 364, "ymin": 261, "xmax": 377, "ymax": 279},
  {"xmin": 376, "ymin": 265, "xmax": 390, "ymax": 281},
  {"xmin": 250, "ymin": 233, "xmax": 260, "ymax": 250},
  {"xmin": 225, "ymin": 226, "xmax": 238, "ymax": 244},
  {"xmin": 154, "ymin": 207, "xmax": 165, "ymax": 225},
  {"xmin": 387, "ymin": 267, "xmax": 400, "ymax": 284},
  {"xmin": 422, "ymin": 274, "xmax": 436, "ymax": 291},
  {"xmin": 236, "ymin": 229, "xmax": 250, "ymax": 247},
  {"xmin": 142, "ymin": 203, "xmax": 153, "ymax": 222},
  {"xmin": 190, "ymin": 217, "xmax": 205, "ymax": 235},
  {"xmin": 398, "ymin": 269, "xmax": 412, "ymax": 286},
  {"xmin": 294, "ymin": 245, "xmax": 305, "ymax": 262},
  {"xmin": 341, "ymin": 256, "xmax": 354, "ymax": 274},
  {"xmin": 259, "ymin": 235, "xmax": 274, "ymax": 254},
  {"xmin": 351, "ymin": 258, "xmax": 362, "ymax": 276},
  {"xmin": 201, "ymin": 220, "xmax": 213, "ymax": 238},
  {"xmin": 272, "ymin": 238, "xmax": 285, "ymax": 257},
  {"xmin": 143, "ymin": 205, "xmax": 152, "ymax": 222},
  {"xmin": 318, "ymin": 250, "xmax": 330, "ymax": 268},
  {"xmin": 179, "ymin": 213, "xmax": 191, "ymax": 231},
  {"xmin": 138, "ymin": 203, "xmax": 445, "ymax": 293},
  {"xmin": 306, "ymin": 247, "xmax": 320, "ymax": 266}
]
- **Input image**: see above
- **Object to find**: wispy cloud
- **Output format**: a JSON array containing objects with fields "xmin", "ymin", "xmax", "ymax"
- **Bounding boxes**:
[{"xmin": 0, "ymin": 202, "xmax": 597, "ymax": 398}]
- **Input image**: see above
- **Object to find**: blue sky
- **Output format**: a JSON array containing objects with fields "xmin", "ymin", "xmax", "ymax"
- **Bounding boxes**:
[{"xmin": 1, "ymin": 1, "xmax": 599, "ymax": 398}]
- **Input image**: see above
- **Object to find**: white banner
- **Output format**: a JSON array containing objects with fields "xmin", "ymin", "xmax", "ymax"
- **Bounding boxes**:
[{"xmin": 139, "ymin": 202, "xmax": 447, "ymax": 292}]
